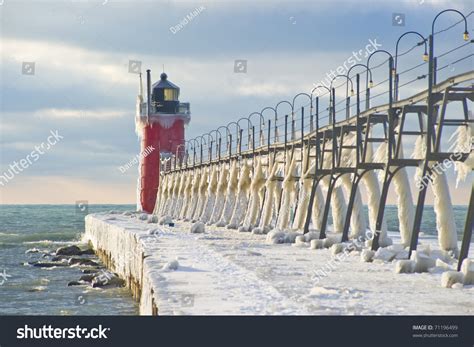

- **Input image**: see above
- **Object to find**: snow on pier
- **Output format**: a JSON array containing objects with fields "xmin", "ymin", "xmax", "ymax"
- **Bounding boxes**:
[{"xmin": 85, "ymin": 212, "xmax": 473, "ymax": 315}]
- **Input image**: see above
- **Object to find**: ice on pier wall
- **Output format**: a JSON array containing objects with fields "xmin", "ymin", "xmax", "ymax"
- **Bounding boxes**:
[
  {"xmin": 340, "ymin": 174, "xmax": 366, "ymax": 238},
  {"xmin": 392, "ymin": 141, "xmax": 415, "ymax": 247},
  {"xmin": 292, "ymin": 168, "xmax": 312, "ymax": 231},
  {"xmin": 184, "ymin": 170, "xmax": 201, "ymax": 221},
  {"xmin": 413, "ymin": 135, "xmax": 458, "ymax": 252},
  {"xmin": 163, "ymin": 173, "xmax": 176, "ymax": 216},
  {"xmin": 241, "ymin": 159, "xmax": 266, "ymax": 231},
  {"xmin": 276, "ymin": 155, "xmax": 298, "ymax": 231},
  {"xmin": 340, "ymin": 133, "xmax": 366, "ymax": 238},
  {"xmin": 179, "ymin": 173, "xmax": 193, "ymax": 219},
  {"xmin": 363, "ymin": 141, "xmax": 390, "ymax": 247},
  {"xmin": 254, "ymin": 161, "xmax": 280, "ymax": 233},
  {"xmin": 450, "ymin": 124, "xmax": 473, "ymax": 187},
  {"xmin": 331, "ymin": 186, "xmax": 347, "ymax": 233},
  {"xmin": 216, "ymin": 161, "xmax": 239, "ymax": 227},
  {"xmin": 174, "ymin": 172, "xmax": 188, "ymax": 219},
  {"xmin": 432, "ymin": 171, "xmax": 458, "ymax": 252},
  {"xmin": 168, "ymin": 174, "xmax": 181, "ymax": 218},
  {"xmin": 192, "ymin": 168, "xmax": 209, "ymax": 221},
  {"xmin": 228, "ymin": 162, "xmax": 252, "ymax": 229},
  {"xmin": 156, "ymin": 175, "xmax": 169, "ymax": 216},
  {"xmin": 200, "ymin": 165, "xmax": 218, "ymax": 223},
  {"xmin": 208, "ymin": 164, "xmax": 229, "ymax": 225},
  {"xmin": 311, "ymin": 180, "xmax": 325, "ymax": 231}
]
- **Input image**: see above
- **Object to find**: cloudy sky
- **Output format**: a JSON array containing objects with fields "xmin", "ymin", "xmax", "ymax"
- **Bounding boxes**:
[{"xmin": 0, "ymin": 0, "xmax": 472, "ymax": 204}]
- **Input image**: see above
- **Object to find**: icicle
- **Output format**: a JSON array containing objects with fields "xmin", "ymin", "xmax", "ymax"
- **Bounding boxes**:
[
  {"xmin": 228, "ymin": 162, "xmax": 252, "ymax": 229},
  {"xmin": 216, "ymin": 161, "xmax": 239, "ymax": 227},
  {"xmin": 432, "ymin": 169, "xmax": 458, "ymax": 252},
  {"xmin": 449, "ymin": 124, "xmax": 473, "ymax": 187},
  {"xmin": 200, "ymin": 165, "xmax": 219, "ymax": 223},
  {"xmin": 174, "ymin": 172, "xmax": 187, "ymax": 219},
  {"xmin": 254, "ymin": 159, "xmax": 280, "ymax": 233},
  {"xmin": 276, "ymin": 155, "xmax": 298, "ymax": 231},
  {"xmin": 184, "ymin": 170, "xmax": 201, "ymax": 221},
  {"xmin": 179, "ymin": 172, "xmax": 193, "ymax": 219},
  {"xmin": 392, "ymin": 141, "xmax": 415, "ymax": 247},
  {"xmin": 192, "ymin": 167, "xmax": 209, "ymax": 221},
  {"xmin": 292, "ymin": 170, "xmax": 312, "ymax": 231},
  {"xmin": 208, "ymin": 164, "xmax": 229, "ymax": 225},
  {"xmin": 240, "ymin": 159, "xmax": 266, "ymax": 231},
  {"xmin": 363, "ymin": 142, "xmax": 390, "ymax": 246}
]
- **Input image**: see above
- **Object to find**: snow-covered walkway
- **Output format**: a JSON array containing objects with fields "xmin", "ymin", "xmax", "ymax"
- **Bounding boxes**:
[{"xmin": 85, "ymin": 213, "xmax": 474, "ymax": 316}]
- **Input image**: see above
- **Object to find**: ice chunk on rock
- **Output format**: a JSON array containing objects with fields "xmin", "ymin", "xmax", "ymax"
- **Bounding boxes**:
[
  {"xmin": 159, "ymin": 216, "xmax": 173, "ymax": 225},
  {"xmin": 330, "ymin": 243, "xmax": 351, "ymax": 256},
  {"xmin": 266, "ymin": 230, "xmax": 286, "ymax": 244},
  {"xmin": 461, "ymin": 258, "xmax": 474, "ymax": 285},
  {"xmin": 138, "ymin": 213, "xmax": 149, "ymax": 221},
  {"xmin": 190, "ymin": 222, "xmax": 205, "ymax": 234},
  {"xmin": 373, "ymin": 247, "xmax": 396, "ymax": 262},
  {"xmin": 310, "ymin": 239, "xmax": 324, "ymax": 250},
  {"xmin": 360, "ymin": 249, "xmax": 375, "ymax": 263},
  {"xmin": 411, "ymin": 251, "xmax": 436, "ymax": 273},
  {"xmin": 147, "ymin": 215, "xmax": 159, "ymax": 223},
  {"xmin": 394, "ymin": 260, "xmax": 415, "ymax": 274},
  {"xmin": 162, "ymin": 259, "xmax": 179, "ymax": 271},
  {"xmin": 441, "ymin": 271, "xmax": 464, "ymax": 288}
]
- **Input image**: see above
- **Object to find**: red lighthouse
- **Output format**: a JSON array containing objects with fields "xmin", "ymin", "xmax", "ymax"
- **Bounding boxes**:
[{"xmin": 136, "ymin": 69, "xmax": 190, "ymax": 213}]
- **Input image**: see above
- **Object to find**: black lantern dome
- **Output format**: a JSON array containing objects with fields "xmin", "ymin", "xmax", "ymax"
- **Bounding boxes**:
[{"xmin": 151, "ymin": 72, "xmax": 181, "ymax": 114}]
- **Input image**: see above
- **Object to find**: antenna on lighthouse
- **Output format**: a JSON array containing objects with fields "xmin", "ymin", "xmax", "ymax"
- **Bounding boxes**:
[{"xmin": 138, "ymin": 72, "xmax": 143, "ymax": 100}]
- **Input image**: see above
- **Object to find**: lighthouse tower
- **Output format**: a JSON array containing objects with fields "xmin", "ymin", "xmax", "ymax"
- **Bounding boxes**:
[{"xmin": 136, "ymin": 69, "xmax": 190, "ymax": 213}]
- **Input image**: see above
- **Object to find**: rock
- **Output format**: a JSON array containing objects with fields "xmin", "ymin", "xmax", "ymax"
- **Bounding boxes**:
[
  {"xmin": 361, "ymin": 249, "xmax": 375, "ymax": 263},
  {"xmin": 68, "ymin": 258, "xmax": 99, "ymax": 267},
  {"xmin": 32, "ymin": 261, "xmax": 68, "ymax": 268},
  {"xmin": 79, "ymin": 248, "xmax": 95, "ymax": 255},
  {"xmin": 190, "ymin": 222, "xmax": 205, "ymax": 234},
  {"xmin": 91, "ymin": 272, "xmax": 125, "ymax": 288},
  {"xmin": 441, "ymin": 271, "xmax": 464, "ymax": 288},
  {"xmin": 51, "ymin": 256, "xmax": 69, "ymax": 262},
  {"xmin": 81, "ymin": 269, "xmax": 99, "ymax": 274},
  {"xmin": 461, "ymin": 258, "xmax": 474, "ymax": 285},
  {"xmin": 67, "ymin": 281, "xmax": 86, "ymax": 286},
  {"xmin": 162, "ymin": 259, "xmax": 179, "ymax": 271},
  {"xmin": 394, "ymin": 260, "xmax": 415, "ymax": 274},
  {"xmin": 56, "ymin": 245, "xmax": 81, "ymax": 256},
  {"xmin": 79, "ymin": 274, "xmax": 95, "ymax": 282}
]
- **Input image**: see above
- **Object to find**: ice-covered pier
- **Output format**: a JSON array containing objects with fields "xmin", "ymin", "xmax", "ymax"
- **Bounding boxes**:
[
  {"xmin": 85, "ymin": 11, "xmax": 474, "ymax": 315},
  {"xmin": 84, "ymin": 212, "xmax": 473, "ymax": 315}
]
